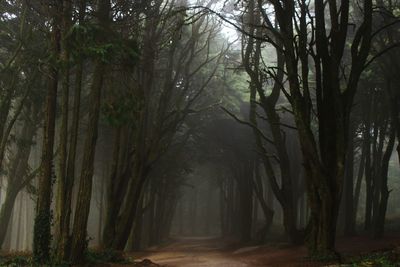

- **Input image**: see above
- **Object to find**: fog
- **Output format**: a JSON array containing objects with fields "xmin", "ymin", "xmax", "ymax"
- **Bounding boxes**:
[{"xmin": 0, "ymin": 0, "xmax": 400, "ymax": 266}]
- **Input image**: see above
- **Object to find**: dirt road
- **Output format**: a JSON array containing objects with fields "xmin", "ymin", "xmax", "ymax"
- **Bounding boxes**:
[
  {"xmin": 130, "ymin": 234, "xmax": 400, "ymax": 267},
  {"xmin": 131, "ymin": 236, "xmax": 311, "ymax": 267}
]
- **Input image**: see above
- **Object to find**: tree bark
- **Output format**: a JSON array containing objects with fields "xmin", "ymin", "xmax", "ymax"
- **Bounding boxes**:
[
  {"xmin": 69, "ymin": 57, "xmax": 105, "ymax": 262},
  {"xmin": 344, "ymin": 124, "xmax": 355, "ymax": 236},
  {"xmin": 238, "ymin": 161, "xmax": 253, "ymax": 243},
  {"xmin": 252, "ymin": 160, "xmax": 274, "ymax": 242},
  {"xmin": 353, "ymin": 136, "xmax": 367, "ymax": 225},
  {"xmin": 55, "ymin": 0, "xmax": 73, "ymax": 260},
  {"xmin": 69, "ymin": 0, "xmax": 109, "ymax": 261},
  {"xmin": 33, "ymin": 6, "xmax": 61, "ymax": 261},
  {"xmin": 372, "ymin": 83, "xmax": 397, "ymax": 239}
]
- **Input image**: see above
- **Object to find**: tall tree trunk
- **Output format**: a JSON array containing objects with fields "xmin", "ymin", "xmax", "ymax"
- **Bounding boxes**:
[
  {"xmin": 130, "ymin": 195, "xmax": 145, "ymax": 250},
  {"xmin": 353, "ymin": 137, "xmax": 367, "ymax": 225},
  {"xmin": 15, "ymin": 194, "xmax": 23, "ymax": 250},
  {"xmin": 69, "ymin": 58, "xmax": 105, "ymax": 262},
  {"xmin": 372, "ymin": 84, "xmax": 397, "ymax": 239},
  {"xmin": 344, "ymin": 124, "xmax": 355, "ymax": 236},
  {"xmin": 0, "ymin": 188, "xmax": 18, "ymax": 248},
  {"xmin": 102, "ymin": 127, "xmax": 123, "ymax": 247},
  {"xmin": 98, "ymin": 169, "xmax": 105, "ymax": 244},
  {"xmin": 238, "ymin": 162, "xmax": 253, "ymax": 243},
  {"xmin": 111, "ymin": 164, "xmax": 150, "ymax": 250},
  {"xmin": 252, "ymin": 160, "xmax": 274, "ymax": 242},
  {"xmin": 56, "ymin": 59, "xmax": 84, "ymax": 260},
  {"xmin": 33, "ymin": 7, "xmax": 61, "ymax": 261},
  {"xmin": 372, "ymin": 123, "xmax": 395, "ymax": 238},
  {"xmin": 304, "ymin": 165, "xmax": 342, "ymax": 258},
  {"xmin": 243, "ymin": 0, "xmax": 302, "ymax": 245},
  {"xmin": 69, "ymin": 0, "xmax": 109, "ymax": 262},
  {"xmin": 55, "ymin": 0, "xmax": 72, "ymax": 259},
  {"xmin": 364, "ymin": 93, "xmax": 374, "ymax": 230},
  {"xmin": 371, "ymin": 115, "xmax": 386, "ymax": 226},
  {"xmin": 364, "ymin": 140, "xmax": 373, "ymax": 230}
]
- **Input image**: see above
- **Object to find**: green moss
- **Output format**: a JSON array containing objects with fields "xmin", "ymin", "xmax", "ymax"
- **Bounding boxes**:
[
  {"xmin": 348, "ymin": 250, "xmax": 399, "ymax": 267},
  {"xmin": 85, "ymin": 248, "xmax": 130, "ymax": 264},
  {"xmin": 0, "ymin": 255, "xmax": 32, "ymax": 267},
  {"xmin": 32, "ymin": 210, "xmax": 53, "ymax": 264}
]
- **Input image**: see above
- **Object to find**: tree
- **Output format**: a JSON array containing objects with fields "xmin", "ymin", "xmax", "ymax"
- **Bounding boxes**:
[
  {"xmin": 249, "ymin": 0, "xmax": 373, "ymax": 257},
  {"xmin": 54, "ymin": 0, "xmax": 86, "ymax": 261},
  {"xmin": 102, "ymin": 0, "xmax": 224, "ymax": 250},
  {"xmin": 240, "ymin": 0, "xmax": 305, "ymax": 244},
  {"xmin": 0, "ymin": 0, "xmax": 46, "ymax": 249},
  {"xmin": 69, "ymin": 0, "xmax": 111, "ymax": 262},
  {"xmin": 33, "ymin": 0, "xmax": 61, "ymax": 262},
  {"xmin": 0, "ymin": 99, "xmax": 42, "ymax": 248}
]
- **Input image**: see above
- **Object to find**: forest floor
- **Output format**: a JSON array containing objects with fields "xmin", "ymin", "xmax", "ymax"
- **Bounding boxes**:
[
  {"xmin": 1, "ymin": 234, "xmax": 400, "ymax": 266},
  {"xmin": 123, "ymin": 234, "xmax": 400, "ymax": 267}
]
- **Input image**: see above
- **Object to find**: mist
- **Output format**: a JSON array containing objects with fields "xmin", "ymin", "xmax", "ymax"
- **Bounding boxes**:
[{"xmin": 1, "ymin": 0, "xmax": 400, "ymax": 266}]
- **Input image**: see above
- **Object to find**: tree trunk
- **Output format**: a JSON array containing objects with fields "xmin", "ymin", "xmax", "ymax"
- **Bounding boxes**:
[
  {"xmin": 55, "ymin": 0, "xmax": 72, "ymax": 259},
  {"xmin": 33, "ymin": 10, "xmax": 61, "ymax": 262},
  {"xmin": 56, "ymin": 59, "xmax": 83, "ymax": 260},
  {"xmin": 69, "ymin": 0, "xmax": 109, "ymax": 262},
  {"xmin": 0, "ymin": 189, "xmax": 18, "ymax": 248},
  {"xmin": 239, "ymin": 162, "xmax": 253, "ymax": 243},
  {"xmin": 98, "ymin": 169, "xmax": 105, "ymax": 244},
  {"xmin": 0, "ymin": 104, "xmax": 38, "ymax": 249},
  {"xmin": 353, "ymin": 136, "xmax": 367, "ymax": 225},
  {"xmin": 305, "ymin": 169, "xmax": 341, "ymax": 258},
  {"xmin": 371, "ymin": 116, "xmax": 386, "ymax": 227},
  {"xmin": 69, "ymin": 57, "xmax": 105, "ymax": 262},
  {"xmin": 110, "ymin": 163, "xmax": 150, "ymax": 250},
  {"xmin": 364, "ymin": 94, "xmax": 374, "ymax": 230},
  {"xmin": 372, "ymin": 85, "xmax": 397, "ymax": 239},
  {"xmin": 344, "ymin": 124, "xmax": 355, "ymax": 236},
  {"xmin": 102, "ymin": 127, "xmax": 123, "ymax": 247},
  {"xmin": 372, "ymin": 125, "xmax": 394, "ymax": 238},
  {"xmin": 252, "ymin": 160, "xmax": 274, "ymax": 242}
]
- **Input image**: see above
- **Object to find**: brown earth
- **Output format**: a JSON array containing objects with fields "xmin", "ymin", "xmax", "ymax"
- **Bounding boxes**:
[
  {"xmin": 3, "ymin": 234, "xmax": 398, "ymax": 266},
  {"xmin": 121, "ymin": 234, "xmax": 400, "ymax": 267}
]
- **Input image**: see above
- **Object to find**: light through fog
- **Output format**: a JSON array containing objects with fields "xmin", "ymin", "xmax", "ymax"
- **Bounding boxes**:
[{"xmin": 0, "ymin": 1, "xmax": 400, "ymax": 266}]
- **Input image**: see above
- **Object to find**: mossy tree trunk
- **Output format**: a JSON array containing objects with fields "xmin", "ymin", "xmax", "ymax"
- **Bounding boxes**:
[{"xmin": 33, "ymin": 2, "xmax": 61, "ymax": 262}]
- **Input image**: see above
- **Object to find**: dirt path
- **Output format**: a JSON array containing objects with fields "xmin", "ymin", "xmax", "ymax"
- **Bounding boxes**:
[
  {"xmin": 132, "ymin": 237, "xmax": 250, "ymax": 267},
  {"xmin": 131, "ymin": 236, "xmax": 315, "ymax": 267},
  {"xmin": 129, "ymin": 234, "xmax": 400, "ymax": 267}
]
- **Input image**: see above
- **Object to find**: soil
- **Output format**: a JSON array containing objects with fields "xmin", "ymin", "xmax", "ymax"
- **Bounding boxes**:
[
  {"xmin": 3, "ymin": 234, "xmax": 399, "ymax": 266},
  {"xmin": 123, "ymin": 234, "xmax": 400, "ymax": 267}
]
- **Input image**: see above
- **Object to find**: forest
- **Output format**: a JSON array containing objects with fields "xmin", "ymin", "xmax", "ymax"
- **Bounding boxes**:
[{"xmin": 0, "ymin": 0, "xmax": 400, "ymax": 266}]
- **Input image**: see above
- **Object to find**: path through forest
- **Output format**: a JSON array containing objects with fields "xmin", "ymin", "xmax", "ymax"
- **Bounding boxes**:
[
  {"xmin": 127, "ymin": 234, "xmax": 400, "ymax": 267},
  {"xmin": 132, "ymin": 237, "xmax": 253, "ymax": 266},
  {"xmin": 130, "ymin": 236, "xmax": 313, "ymax": 267}
]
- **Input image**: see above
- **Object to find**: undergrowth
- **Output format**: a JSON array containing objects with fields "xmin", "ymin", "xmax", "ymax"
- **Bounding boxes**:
[
  {"xmin": 0, "ymin": 248, "xmax": 131, "ymax": 266},
  {"xmin": 85, "ymin": 248, "xmax": 131, "ymax": 265},
  {"xmin": 347, "ymin": 249, "xmax": 400, "ymax": 267}
]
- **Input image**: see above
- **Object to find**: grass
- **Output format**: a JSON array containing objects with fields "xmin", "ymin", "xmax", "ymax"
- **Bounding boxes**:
[
  {"xmin": 345, "ymin": 249, "xmax": 400, "ymax": 267},
  {"xmin": 0, "ymin": 249, "xmax": 132, "ymax": 266},
  {"xmin": 85, "ymin": 248, "xmax": 132, "ymax": 265}
]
